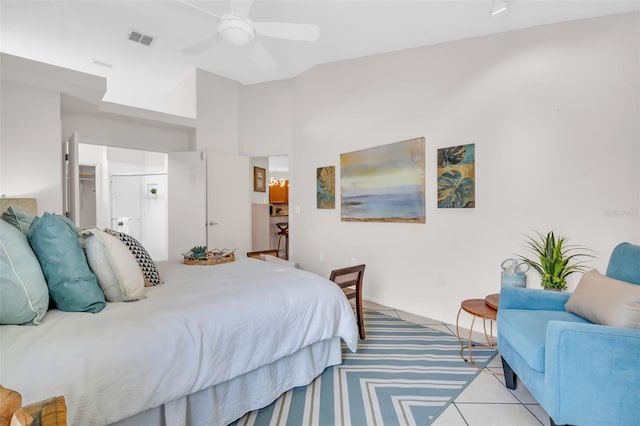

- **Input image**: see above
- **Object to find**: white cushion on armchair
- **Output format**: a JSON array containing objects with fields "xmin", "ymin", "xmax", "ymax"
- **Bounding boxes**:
[{"xmin": 565, "ymin": 269, "xmax": 640, "ymax": 328}]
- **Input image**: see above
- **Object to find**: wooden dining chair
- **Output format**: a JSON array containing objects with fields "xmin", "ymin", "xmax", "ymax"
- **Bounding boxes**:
[{"xmin": 330, "ymin": 264, "xmax": 366, "ymax": 340}]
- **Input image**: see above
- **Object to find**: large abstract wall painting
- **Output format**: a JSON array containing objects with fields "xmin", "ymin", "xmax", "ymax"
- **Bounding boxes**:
[
  {"xmin": 340, "ymin": 137, "xmax": 425, "ymax": 223},
  {"xmin": 317, "ymin": 166, "xmax": 336, "ymax": 209},
  {"xmin": 437, "ymin": 143, "xmax": 475, "ymax": 208}
]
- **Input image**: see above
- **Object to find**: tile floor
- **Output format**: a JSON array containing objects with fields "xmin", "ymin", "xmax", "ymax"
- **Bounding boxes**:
[{"xmin": 361, "ymin": 300, "xmax": 551, "ymax": 426}]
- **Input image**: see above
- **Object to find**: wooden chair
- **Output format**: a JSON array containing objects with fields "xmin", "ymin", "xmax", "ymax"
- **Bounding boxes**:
[
  {"xmin": 246, "ymin": 249, "xmax": 279, "ymax": 259},
  {"xmin": 330, "ymin": 264, "xmax": 366, "ymax": 340},
  {"xmin": 275, "ymin": 222, "xmax": 289, "ymax": 260}
]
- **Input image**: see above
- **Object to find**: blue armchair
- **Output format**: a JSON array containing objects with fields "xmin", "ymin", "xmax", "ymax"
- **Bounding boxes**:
[{"xmin": 497, "ymin": 242, "xmax": 640, "ymax": 426}]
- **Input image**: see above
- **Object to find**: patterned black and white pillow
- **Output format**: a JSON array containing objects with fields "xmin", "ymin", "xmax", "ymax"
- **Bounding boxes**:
[{"xmin": 104, "ymin": 229, "xmax": 162, "ymax": 286}]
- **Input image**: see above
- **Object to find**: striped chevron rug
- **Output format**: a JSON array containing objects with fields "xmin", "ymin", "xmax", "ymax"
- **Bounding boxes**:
[{"xmin": 232, "ymin": 310, "xmax": 496, "ymax": 426}]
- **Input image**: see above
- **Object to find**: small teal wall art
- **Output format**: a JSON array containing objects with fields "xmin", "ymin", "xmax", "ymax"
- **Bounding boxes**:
[
  {"xmin": 340, "ymin": 137, "xmax": 425, "ymax": 223},
  {"xmin": 317, "ymin": 166, "xmax": 335, "ymax": 209},
  {"xmin": 437, "ymin": 143, "xmax": 475, "ymax": 208}
]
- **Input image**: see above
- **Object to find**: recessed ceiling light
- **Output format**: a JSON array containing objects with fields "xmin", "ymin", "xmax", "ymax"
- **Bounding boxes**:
[
  {"xmin": 491, "ymin": 0, "xmax": 508, "ymax": 15},
  {"xmin": 92, "ymin": 58, "xmax": 113, "ymax": 68}
]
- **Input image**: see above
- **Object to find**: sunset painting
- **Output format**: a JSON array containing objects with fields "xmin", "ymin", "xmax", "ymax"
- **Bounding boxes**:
[{"xmin": 340, "ymin": 137, "xmax": 425, "ymax": 223}]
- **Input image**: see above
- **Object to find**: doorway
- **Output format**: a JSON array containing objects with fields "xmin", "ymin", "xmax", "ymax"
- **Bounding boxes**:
[
  {"xmin": 78, "ymin": 143, "xmax": 169, "ymax": 261},
  {"xmin": 250, "ymin": 155, "xmax": 289, "ymax": 257}
]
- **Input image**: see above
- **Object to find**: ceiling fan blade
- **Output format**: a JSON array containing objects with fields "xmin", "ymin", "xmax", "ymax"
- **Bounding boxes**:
[
  {"xmin": 182, "ymin": 34, "xmax": 218, "ymax": 55},
  {"xmin": 176, "ymin": 0, "xmax": 221, "ymax": 19},
  {"xmin": 253, "ymin": 22, "xmax": 319, "ymax": 42},
  {"xmin": 229, "ymin": 0, "xmax": 255, "ymax": 18},
  {"xmin": 248, "ymin": 40, "xmax": 276, "ymax": 71}
]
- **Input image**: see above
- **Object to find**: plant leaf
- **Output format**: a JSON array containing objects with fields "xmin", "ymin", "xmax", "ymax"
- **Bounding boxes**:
[
  {"xmin": 516, "ymin": 230, "xmax": 595, "ymax": 290},
  {"xmin": 437, "ymin": 171, "xmax": 474, "ymax": 208},
  {"xmin": 437, "ymin": 145, "xmax": 466, "ymax": 168}
]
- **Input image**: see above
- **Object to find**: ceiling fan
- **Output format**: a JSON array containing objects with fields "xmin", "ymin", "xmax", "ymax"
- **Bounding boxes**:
[{"xmin": 178, "ymin": 0, "xmax": 320, "ymax": 69}]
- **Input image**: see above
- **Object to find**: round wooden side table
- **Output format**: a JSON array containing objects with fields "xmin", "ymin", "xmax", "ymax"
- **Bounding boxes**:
[
  {"xmin": 485, "ymin": 293, "xmax": 500, "ymax": 310},
  {"xmin": 455, "ymin": 295, "xmax": 500, "ymax": 370}
]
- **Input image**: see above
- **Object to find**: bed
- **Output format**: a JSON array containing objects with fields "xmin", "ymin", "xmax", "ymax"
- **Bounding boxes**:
[{"xmin": 0, "ymin": 199, "xmax": 359, "ymax": 425}]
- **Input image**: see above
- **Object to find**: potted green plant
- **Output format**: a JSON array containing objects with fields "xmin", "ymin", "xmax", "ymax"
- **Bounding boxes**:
[
  {"xmin": 190, "ymin": 245, "xmax": 208, "ymax": 260},
  {"xmin": 518, "ymin": 231, "xmax": 595, "ymax": 290}
]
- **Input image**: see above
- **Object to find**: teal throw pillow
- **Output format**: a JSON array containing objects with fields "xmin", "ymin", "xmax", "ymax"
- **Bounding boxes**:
[
  {"xmin": 1, "ymin": 206, "xmax": 36, "ymax": 234},
  {"xmin": 57, "ymin": 213, "xmax": 79, "ymax": 235},
  {"xmin": 0, "ymin": 220, "xmax": 49, "ymax": 324},
  {"xmin": 27, "ymin": 213, "xmax": 105, "ymax": 313}
]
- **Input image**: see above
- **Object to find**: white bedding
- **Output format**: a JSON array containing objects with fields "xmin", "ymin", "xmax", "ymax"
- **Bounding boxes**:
[{"xmin": 0, "ymin": 258, "xmax": 358, "ymax": 425}]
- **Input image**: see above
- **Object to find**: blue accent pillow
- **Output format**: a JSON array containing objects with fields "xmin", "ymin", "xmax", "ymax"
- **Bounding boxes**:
[
  {"xmin": 0, "ymin": 220, "xmax": 49, "ymax": 324},
  {"xmin": 27, "ymin": 213, "xmax": 105, "ymax": 313}
]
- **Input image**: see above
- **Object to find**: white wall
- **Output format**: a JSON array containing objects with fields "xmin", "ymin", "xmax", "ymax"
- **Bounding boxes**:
[
  {"xmin": 0, "ymin": 53, "xmax": 106, "ymax": 106},
  {"xmin": 275, "ymin": 13, "xmax": 639, "ymax": 327},
  {"xmin": 0, "ymin": 82, "xmax": 62, "ymax": 214},
  {"xmin": 164, "ymin": 70, "xmax": 197, "ymax": 119},
  {"xmin": 141, "ymin": 173, "xmax": 168, "ymax": 261},
  {"xmin": 195, "ymin": 69, "xmax": 239, "ymax": 153},
  {"xmin": 239, "ymin": 79, "xmax": 293, "ymax": 157},
  {"xmin": 62, "ymin": 112, "xmax": 191, "ymax": 153}
]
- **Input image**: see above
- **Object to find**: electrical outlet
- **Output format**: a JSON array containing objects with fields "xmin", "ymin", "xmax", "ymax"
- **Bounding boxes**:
[
  {"xmin": 320, "ymin": 252, "xmax": 324, "ymax": 262},
  {"xmin": 351, "ymin": 258, "xmax": 357, "ymax": 266}
]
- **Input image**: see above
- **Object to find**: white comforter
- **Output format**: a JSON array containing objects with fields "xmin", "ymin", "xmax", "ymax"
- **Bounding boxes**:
[{"xmin": 0, "ymin": 258, "xmax": 358, "ymax": 425}]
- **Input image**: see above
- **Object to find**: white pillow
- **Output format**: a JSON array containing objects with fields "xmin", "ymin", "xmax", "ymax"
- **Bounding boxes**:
[
  {"xmin": 84, "ymin": 229, "xmax": 146, "ymax": 302},
  {"xmin": 565, "ymin": 269, "xmax": 640, "ymax": 328},
  {"xmin": 260, "ymin": 254, "xmax": 301, "ymax": 269}
]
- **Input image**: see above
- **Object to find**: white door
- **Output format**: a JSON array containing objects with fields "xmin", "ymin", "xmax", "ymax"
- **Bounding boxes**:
[
  {"xmin": 206, "ymin": 152, "xmax": 251, "ymax": 257},
  {"xmin": 168, "ymin": 151, "xmax": 207, "ymax": 260}
]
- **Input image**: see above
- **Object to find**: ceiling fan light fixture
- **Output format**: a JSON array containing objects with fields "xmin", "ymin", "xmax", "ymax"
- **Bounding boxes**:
[{"xmin": 218, "ymin": 15, "xmax": 255, "ymax": 46}]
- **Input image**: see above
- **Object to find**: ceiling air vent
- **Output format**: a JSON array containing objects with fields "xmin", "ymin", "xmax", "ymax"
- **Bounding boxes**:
[
  {"xmin": 128, "ymin": 31, "xmax": 154, "ymax": 46},
  {"xmin": 139, "ymin": 35, "xmax": 153, "ymax": 46}
]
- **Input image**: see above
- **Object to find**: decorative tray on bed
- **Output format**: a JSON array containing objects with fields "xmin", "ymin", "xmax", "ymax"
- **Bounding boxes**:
[{"xmin": 183, "ymin": 247, "xmax": 235, "ymax": 266}]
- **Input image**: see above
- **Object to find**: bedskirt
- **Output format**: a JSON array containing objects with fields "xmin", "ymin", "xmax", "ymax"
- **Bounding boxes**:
[{"xmin": 110, "ymin": 337, "xmax": 342, "ymax": 426}]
